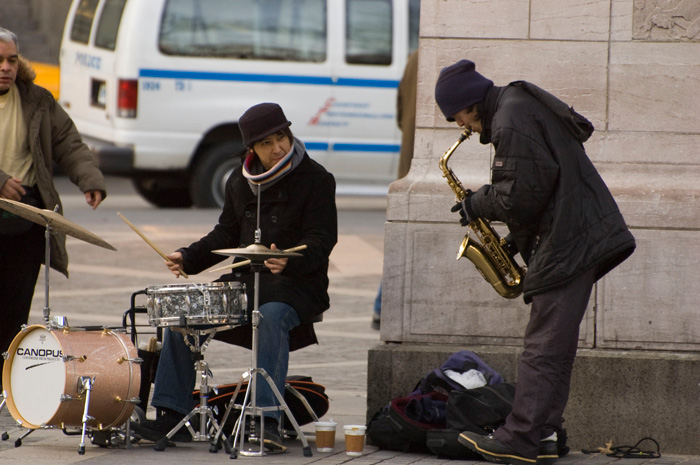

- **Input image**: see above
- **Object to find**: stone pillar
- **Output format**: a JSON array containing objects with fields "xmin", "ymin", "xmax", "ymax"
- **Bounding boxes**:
[{"xmin": 368, "ymin": 0, "xmax": 700, "ymax": 454}]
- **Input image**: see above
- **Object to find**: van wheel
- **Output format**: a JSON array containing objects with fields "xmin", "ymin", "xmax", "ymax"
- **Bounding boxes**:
[
  {"xmin": 191, "ymin": 142, "xmax": 244, "ymax": 208},
  {"xmin": 132, "ymin": 176, "xmax": 193, "ymax": 208}
]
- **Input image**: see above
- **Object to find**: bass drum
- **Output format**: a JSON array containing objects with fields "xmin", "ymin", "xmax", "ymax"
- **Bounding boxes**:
[{"xmin": 1, "ymin": 325, "xmax": 141, "ymax": 430}]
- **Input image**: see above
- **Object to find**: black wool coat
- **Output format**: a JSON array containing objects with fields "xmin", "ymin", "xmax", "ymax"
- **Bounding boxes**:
[
  {"xmin": 180, "ymin": 151, "xmax": 337, "ymax": 349},
  {"xmin": 470, "ymin": 83, "xmax": 635, "ymax": 303}
]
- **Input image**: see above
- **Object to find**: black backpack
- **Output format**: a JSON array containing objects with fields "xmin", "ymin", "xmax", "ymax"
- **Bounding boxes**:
[
  {"xmin": 446, "ymin": 382, "xmax": 516, "ymax": 434},
  {"xmin": 367, "ymin": 350, "xmax": 512, "ymax": 457},
  {"xmin": 367, "ymin": 391, "xmax": 447, "ymax": 453}
]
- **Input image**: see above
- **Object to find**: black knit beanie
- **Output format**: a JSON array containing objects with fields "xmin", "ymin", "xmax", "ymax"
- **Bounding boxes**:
[
  {"xmin": 434, "ymin": 60, "xmax": 494, "ymax": 122},
  {"xmin": 239, "ymin": 103, "xmax": 292, "ymax": 147}
]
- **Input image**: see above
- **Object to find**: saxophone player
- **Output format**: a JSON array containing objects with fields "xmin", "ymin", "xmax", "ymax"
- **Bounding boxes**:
[{"xmin": 434, "ymin": 60, "xmax": 635, "ymax": 465}]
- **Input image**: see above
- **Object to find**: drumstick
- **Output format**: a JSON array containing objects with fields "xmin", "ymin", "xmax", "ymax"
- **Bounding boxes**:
[
  {"xmin": 117, "ymin": 212, "xmax": 189, "ymax": 279},
  {"xmin": 209, "ymin": 245, "xmax": 308, "ymax": 273}
]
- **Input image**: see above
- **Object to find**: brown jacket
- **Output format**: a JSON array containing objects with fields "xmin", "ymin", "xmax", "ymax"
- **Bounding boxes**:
[
  {"xmin": 396, "ymin": 50, "xmax": 418, "ymax": 179},
  {"xmin": 0, "ymin": 57, "xmax": 107, "ymax": 277}
]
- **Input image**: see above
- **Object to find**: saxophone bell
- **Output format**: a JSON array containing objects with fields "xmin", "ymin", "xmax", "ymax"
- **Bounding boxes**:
[{"xmin": 439, "ymin": 130, "xmax": 526, "ymax": 299}]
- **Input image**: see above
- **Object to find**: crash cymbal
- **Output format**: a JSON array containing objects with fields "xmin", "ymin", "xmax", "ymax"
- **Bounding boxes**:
[
  {"xmin": 0, "ymin": 198, "xmax": 116, "ymax": 251},
  {"xmin": 213, "ymin": 243, "xmax": 303, "ymax": 260}
]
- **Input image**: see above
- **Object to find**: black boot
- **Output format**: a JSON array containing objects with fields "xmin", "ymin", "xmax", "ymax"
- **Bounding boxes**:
[{"xmin": 131, "ymin": 409, "xmax": 192, "ymax": 443}]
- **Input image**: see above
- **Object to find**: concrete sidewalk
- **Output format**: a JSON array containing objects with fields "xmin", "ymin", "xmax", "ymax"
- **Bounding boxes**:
[{"xmin": 1, "ymin": 178, "xmax": 697, "ymax": 464}]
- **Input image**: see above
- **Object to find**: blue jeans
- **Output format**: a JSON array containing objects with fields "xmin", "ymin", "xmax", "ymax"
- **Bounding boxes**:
[
  {"xmin": 374, "ymin": 284, "xmax": 382, "ymax": 316},
  {"xmin": 151, "ymin": 301, "xmax": 301, "ymax": 421}
]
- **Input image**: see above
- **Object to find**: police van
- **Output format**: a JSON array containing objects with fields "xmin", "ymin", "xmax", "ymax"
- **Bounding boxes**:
[{"xmin": 59, "ymin": 0, "xmax": 420, "ymax": 207}]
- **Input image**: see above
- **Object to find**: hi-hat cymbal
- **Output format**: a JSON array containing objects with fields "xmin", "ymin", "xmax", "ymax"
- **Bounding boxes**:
[
  {"xmin": 213, "ymin": 243, "xmax": 303, "ymax": 260},
  {"xmin": 0, "ymin": 198, "xmax": 116, "ymax": 251}
]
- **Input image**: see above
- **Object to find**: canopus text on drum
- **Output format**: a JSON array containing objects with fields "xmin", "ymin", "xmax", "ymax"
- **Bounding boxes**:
[{"xmin": 15, "ymin": 348, "xmax": 63, "ymax": 358}]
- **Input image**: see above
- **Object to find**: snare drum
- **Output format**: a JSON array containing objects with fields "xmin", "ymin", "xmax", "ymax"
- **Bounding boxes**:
[
  {"xmin": 1, "ymin": 325, "xmax": 140, "ymax": 430},
  {"xmin": 146, "ymin": 282, "xmax": 247, "ymax": 327}
]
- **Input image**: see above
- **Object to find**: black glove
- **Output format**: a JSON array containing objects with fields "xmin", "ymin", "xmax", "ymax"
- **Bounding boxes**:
[{"xmin": 450, "ymin": 190, "xmax": 474, "ymax": 226}]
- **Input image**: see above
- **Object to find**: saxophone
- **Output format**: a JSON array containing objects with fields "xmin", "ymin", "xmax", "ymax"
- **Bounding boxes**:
[{"xmin": 438, "ymin": 129, "xmax": 526, "ymax": 299}]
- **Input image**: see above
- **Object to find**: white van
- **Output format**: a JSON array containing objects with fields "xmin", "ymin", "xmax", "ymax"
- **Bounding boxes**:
[{"xmin": 59, "ymin": 0, "xmax": 420, "ymax": 207}]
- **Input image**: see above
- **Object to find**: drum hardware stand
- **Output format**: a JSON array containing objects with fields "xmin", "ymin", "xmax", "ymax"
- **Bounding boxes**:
[
  {"xmin": 211, "ymin": 262, "xmax": 310, "ymax": 459},
  {"xmin": 77, "ymin": 375, "xmax": 96, "ymax": 455},
  {"xmin": 211, "ymin": 184, "xmax": 311, "ymax": 459},
  {"xmin": 154, "ymin": 328, "xmax": 228, "ymax": 451},
  {"xmin": 0, "ymin": 393, "xmax": 9, "ymax": 441}
]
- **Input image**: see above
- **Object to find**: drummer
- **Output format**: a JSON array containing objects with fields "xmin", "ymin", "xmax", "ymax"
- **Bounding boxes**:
[
  {"xmin": 131, "ymin": 103, "xmax": 337, "ymax": 450},
  {"xmin": 0, "ymin": 28, "xmax": 107, "ymax": 376}
]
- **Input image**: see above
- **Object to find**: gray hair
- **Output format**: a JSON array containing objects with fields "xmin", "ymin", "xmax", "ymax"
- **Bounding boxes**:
[{"xmin": 0, "ymin": 28, "xmax": 19, "ymax": 52}]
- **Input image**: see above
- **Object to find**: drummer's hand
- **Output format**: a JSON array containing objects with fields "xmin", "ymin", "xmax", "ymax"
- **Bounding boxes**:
[
  {"xmin": 165, "ymin": 252, "xmax": 185, "ymax": 278},
  {"xmin": 84, "ymin": 190, "xmax": 103, "ymax": 210},
  {"xmin": 264, "ymin": 243, "xmax": 287, "ymax": 274},
  {"xmin": 0, "ymin": 177, "xmax": 26, "ymax": 201}
]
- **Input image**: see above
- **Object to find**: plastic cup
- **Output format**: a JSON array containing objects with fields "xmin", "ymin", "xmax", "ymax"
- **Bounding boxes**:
[
  {"xmin": 343, "ymin": 424, "xmax": 367, "ymax": 456},
  {"xmin": 314, "ymin": 420, "xmax": 337, "ymax": 452}
]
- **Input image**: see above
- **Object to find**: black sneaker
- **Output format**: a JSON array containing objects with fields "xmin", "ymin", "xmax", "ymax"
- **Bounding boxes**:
[
  {"xmin": 131, "ymin": 410, "xmax": 193, "ymax": 443},
  {"xmin": 249, "ymin": 417, "xmax": 286, "ymax": 452},
  {"xmin": 537, "ymin": 437, "xmax": 559, "ymax": 465},
  {"xmin": 459, "ymin": 431, "xmax": 536, "ymax": 465}
]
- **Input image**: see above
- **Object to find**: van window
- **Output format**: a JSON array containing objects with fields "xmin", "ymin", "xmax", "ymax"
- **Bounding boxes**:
[
  {"xmin": 346, "ymin": 0, "xmax": 392, "ymax": 65},
  {"xmin": 94, "ymin": 0, "xmax": 127, "ymax": 50},
  {"xmin": 70, "ymin": 0, "xmax": 100, "ymax": 44},
  {"xmin": 409, "ymin": 0, "xmax": 420, "ymax": 54},
  {"xmin": 159, "ymin": 0, "xmax": 327, "ymax": 62}
]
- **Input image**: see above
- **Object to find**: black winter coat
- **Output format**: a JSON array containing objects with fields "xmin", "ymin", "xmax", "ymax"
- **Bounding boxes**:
[
  {"xmin": 470, "ymin": 82, "xmax": 635, "ymax": 303},
  {"xmin": 180, "ymin": 150, "xmax": 337, "ymax": 349}
]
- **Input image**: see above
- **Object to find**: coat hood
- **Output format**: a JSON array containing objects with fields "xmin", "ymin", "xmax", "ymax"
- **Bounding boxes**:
[{"xmin": 15, "ymin": 55, "xmax": 36, "ymax": 84}]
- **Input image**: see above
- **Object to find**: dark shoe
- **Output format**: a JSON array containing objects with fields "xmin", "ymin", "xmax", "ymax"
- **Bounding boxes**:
[
  {"xmin": 537, "ymin": 437, "xmax": 559, "ymax": 465},
  {"xmin": 459, "ymin": 431, "xmax": 536, "ymax": 465},
  {"xmin": 371, "ymin": 314, "xmax": 380, "ymax": 330},
  {"xmin": 250, "ymin": 417, "xmax": 286, "ymax": 452},
  {"xmin": 557, "ymin": 428, "xmax": 569, "ymax": 457},
  {"xmin": 131, "ymin": 410, "xmax": 193, "ymax": 443}
]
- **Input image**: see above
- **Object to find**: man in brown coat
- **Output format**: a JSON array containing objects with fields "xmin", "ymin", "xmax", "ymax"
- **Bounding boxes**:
[{"xmin": 0, "ymin": 28, "xmax": 107, "ymax": 374}]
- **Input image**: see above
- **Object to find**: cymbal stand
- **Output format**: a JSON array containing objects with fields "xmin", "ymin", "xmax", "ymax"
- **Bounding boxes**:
[
  {"xmin": 213, "ymin": 185, "xmax": 311, "ymax": 459},
  {"xmin": 154, "ymin": 328, "xmax": 227, "ymax": 451},
  {"xmin": 42, "ymin": 220, "xmax": 53, "ymax": 325},
  {"xmin": 214, "ymin": 262, "xmax": 311, "ymax": 458}
]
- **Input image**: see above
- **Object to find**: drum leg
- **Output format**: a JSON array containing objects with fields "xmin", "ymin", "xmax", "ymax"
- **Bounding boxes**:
[
  {"xmin": 78, "ymin": 376, "xmax": 95, "ymax": 455},
  {"xmin": 0, "ymin": 397, "xmax": 7, "ymax": 440},
  {"xmin": 1, "ymin": 396, "xmax": 34, "ymax": 445},
  {"xmin": 14, "ymin": 427, "xmax": 34, "ymax": 447}
]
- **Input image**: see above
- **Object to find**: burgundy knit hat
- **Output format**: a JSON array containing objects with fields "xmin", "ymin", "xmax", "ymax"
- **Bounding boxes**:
[
  {"xmin": 239, "ymin": 103, "xmax": 292, "ymax": 147},
  {"xmin": 434, "ymin": 60, "xmax": 493, "ymax": 122}
]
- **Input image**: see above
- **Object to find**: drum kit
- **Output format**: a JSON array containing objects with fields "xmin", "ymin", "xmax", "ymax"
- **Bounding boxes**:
[{"xmin": 0, "ymin": 190, "xmax": 314, "ymax": 458}]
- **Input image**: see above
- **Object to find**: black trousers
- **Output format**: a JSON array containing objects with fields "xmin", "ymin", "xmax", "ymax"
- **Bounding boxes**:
[
  {"xmin": 0, "ymin": 224, "xmax": 45, "ymax": 378},
  {"xmin": 493, "ymin": 267, "xmax": 597, "ymax": 458}
]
